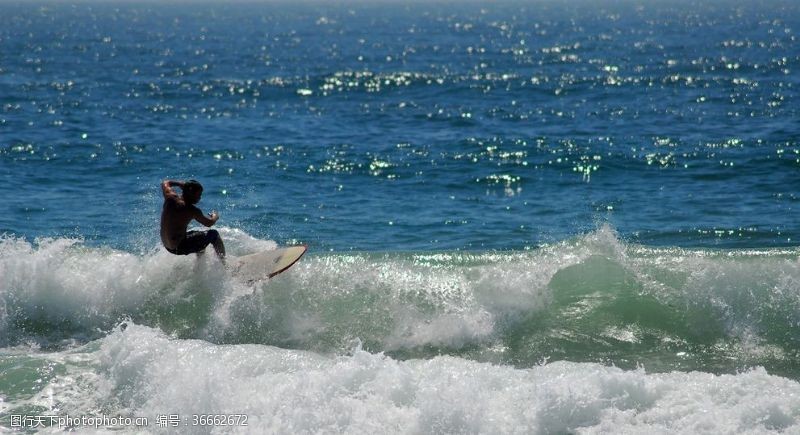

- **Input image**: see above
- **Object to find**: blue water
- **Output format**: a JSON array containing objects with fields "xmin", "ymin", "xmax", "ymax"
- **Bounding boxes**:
[
  {"xmin": 2, "ymin": 0, "xmax": 798, "ymax": 251},
  {"xmin": 2, "ymin": 1, "xmax": 800, "ymax": 432}
]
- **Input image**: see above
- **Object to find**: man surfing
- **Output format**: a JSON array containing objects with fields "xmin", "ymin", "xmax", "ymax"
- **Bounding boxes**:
[{"xmin": 160, "ymin": 179, "xmax": 226, "ymax": 260}]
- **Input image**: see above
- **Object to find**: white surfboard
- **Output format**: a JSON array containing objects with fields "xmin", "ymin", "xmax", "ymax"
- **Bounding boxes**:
[{"xmin": 229, "ymin": 245, "xmax": 307, "ymax": 283}]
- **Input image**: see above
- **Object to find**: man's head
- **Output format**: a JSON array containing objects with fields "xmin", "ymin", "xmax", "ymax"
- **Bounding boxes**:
[{"xmin": 182, "ymin": 179, "xmax": 203, "ymax": 204}]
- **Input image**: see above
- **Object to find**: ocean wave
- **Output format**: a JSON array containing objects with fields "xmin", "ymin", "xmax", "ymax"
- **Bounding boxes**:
[
  {"xmin": 2, "ymin": 227, "xmax": 800, "ymax": 375},
  {"xmin": 2, "ymin": 323, "xmax": 799, "ymax": 433}
]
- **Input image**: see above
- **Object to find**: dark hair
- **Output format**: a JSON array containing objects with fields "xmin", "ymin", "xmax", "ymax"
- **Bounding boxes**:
[{"xmin": 183, "ymin": 179, "xmax": 203, "ymax": 195}]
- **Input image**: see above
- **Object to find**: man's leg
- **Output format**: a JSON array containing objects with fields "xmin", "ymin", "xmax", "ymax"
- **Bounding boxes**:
[
  {"xmin": 207, "ymin": 230, "xmax": 226, "ymax": 261},
  {"xmin": 180, "ymin": 230, "xmax": 224, "ymax": 262}
]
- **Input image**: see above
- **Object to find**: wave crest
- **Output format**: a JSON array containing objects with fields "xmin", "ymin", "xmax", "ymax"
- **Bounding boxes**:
[{"xmin": 2, "ymin": 227, "xmax": 800, "ymax": 375}]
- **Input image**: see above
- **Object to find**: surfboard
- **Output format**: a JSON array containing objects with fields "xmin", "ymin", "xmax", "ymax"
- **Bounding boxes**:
[{"xmin": 229, "ymin": 245, "xmax": 307, "ymax": 283}]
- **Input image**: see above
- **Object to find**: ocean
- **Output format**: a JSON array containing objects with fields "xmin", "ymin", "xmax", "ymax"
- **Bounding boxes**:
[{"xmin": 1, "ymin": 0, "xmax": 800, "ymax": 432}]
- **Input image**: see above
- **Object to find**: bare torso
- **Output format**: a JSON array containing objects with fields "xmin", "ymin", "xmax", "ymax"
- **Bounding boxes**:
[{"xmin": 160, "ymin": 196, "xmax": 201, "ymax": 250}]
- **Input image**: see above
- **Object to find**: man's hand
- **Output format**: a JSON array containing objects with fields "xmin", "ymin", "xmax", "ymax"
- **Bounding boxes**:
[{"xmin": 194, "ymin": 209, "xmax": 219, "ymax": 227}]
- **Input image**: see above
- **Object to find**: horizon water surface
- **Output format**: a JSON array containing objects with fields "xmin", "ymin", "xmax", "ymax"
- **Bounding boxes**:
[{"xmin": 2, "ymin": 0, "xmax": 800, "ymax": 433}]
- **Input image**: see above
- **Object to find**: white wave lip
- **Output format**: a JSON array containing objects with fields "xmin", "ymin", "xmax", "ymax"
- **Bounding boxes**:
[
  {"xmin": 87, "ymin": 324, "xmax": 800, "ymax": 434},
  {"xmin": 0, "ymin": 236, "xmax": 164, "ymax": 335},
  {"xmin": 0, "ymin": 231, "xmax": 273, "ymax": 344}
]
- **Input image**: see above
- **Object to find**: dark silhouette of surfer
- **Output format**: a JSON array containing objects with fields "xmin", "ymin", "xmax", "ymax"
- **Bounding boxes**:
[{"xmin": 160, "ymin": 179, "xmax": 226, "ymax": 260}]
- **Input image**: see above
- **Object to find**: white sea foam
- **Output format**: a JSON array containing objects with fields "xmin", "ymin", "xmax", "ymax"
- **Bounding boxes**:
[
  {"xmin": 0, "ymin": 236, "xmax": 171, "ymax": 339},
  {"xmin": 0, "ymin": 231, "xmax": 269, "ymax": 344},
  {"xmin": 4, "ymin": 226, "xmax": 800, "ymax": 357},
  {"xmin": 4, "ymin": 226, "xmax": 800, "ymax": 433},
  {"xmin": 19, "ymin": 323, "xmax": 797, "ymax": 434}
]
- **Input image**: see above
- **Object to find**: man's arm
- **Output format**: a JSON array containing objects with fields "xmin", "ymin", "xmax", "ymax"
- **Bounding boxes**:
[
  {"xmin": 193, "ymin": 207, "xmax": 219, "ymax": 227},
  {"xmin": 161, "ymin": 179, "xmax": 183, "ymax": 199}
]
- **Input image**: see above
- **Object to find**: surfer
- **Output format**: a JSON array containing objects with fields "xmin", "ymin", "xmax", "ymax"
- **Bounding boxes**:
[{"xmin": 160, "ymin": 179, "xmax": 226, "ymax": 261}]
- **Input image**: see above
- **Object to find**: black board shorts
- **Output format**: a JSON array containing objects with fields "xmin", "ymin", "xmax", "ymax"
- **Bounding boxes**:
[{"xmin": 166, "ymin": 230, "xmax": 219, "ymax": 255}]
